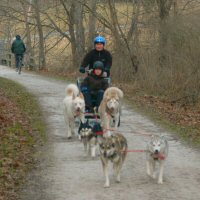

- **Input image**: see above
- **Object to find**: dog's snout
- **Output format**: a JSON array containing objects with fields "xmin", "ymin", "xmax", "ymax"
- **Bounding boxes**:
[
  {"xmin": 76, "ymin": 107, "xmax": 80, "ymax": 111},
  {"xmin": 110, "ymin": 107, "xmax": 114, "ymax": 111},
  {"xmin": 155, "ymin": 149, "xmax": 159, "ymax": 154},
  {"xmin": 104, "ymin": 152, "xmax": 107, "ymax": 157}
]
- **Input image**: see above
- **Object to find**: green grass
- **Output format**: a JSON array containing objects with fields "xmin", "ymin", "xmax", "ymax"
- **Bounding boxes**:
[
  {"xmin": 0, "ymin": 77, "xmax": 47, "ymax": 198},
  {"xmin": 0, "ymin": 77, "xmax": 46, "ymax": 140}
]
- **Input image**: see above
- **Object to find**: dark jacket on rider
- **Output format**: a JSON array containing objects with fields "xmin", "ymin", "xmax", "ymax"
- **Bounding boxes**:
[
  {"xmin": 81, "ymin": 72, "xmax": 109, "ymax": 93},
  {"xmin": 11, "ymin": 35, "xmax": 26, "ymax": 55},
  {"xmin": 80, "ymin": 49, "xmax": 112, "ymax": 75}
]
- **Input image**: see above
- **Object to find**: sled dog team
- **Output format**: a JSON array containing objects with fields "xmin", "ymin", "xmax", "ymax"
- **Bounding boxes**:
[{"xmin": 63, "ymin": 84, "xmax": 169, "ymax": 187}]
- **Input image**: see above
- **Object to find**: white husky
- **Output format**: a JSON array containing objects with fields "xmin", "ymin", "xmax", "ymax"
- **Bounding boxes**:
[
  {"xmin": 63, "ymin": 84, "xmax": 85, "ymax": 139},
  {"xmin": 99, "ymin": 87, "xmax": 123, "ymax": 131},
  {"xmin": 146, "ymin": 135, "xmax": 168, "ymax": 184}
]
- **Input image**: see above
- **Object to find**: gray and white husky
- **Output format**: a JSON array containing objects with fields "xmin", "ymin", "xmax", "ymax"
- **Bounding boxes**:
[
  {"xmin": 146, "ymin": 135, "xmax": 168, "ymax": 184},
  {"xmin": 98, "ymin": 133, "xmax": 127, "ymax": 188}
]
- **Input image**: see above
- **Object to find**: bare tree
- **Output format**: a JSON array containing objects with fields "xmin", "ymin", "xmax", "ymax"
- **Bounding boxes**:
[
  {"xmin": 33, "ymin": 0, "xmax": 46, "ymax": 69},
  {"xmin": 156, "ymin": 0, "xmax": 174, "ymax": 67},
  {"xmin": 21, "ymin": 0, "xmax": 35, "ymax": 69},
  {"xmin": 86, "ymin": 0, "xmax": 97, "ymax": 51}
]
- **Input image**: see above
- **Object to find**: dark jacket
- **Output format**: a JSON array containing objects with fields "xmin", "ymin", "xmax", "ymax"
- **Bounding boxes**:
[
  {"xmin": 80, "ymin": 49, "xmax": 112, "ymax": 72},
  {"xmin": 81, "ymin": 73, "xmax": 109, "ymax": 92},
  {"xmin": 11, "ymin": 38, "xmax": 26, "ymax": 55}
]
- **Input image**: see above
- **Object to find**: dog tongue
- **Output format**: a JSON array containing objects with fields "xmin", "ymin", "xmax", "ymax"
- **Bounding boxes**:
[
  {"xmin": 153, "ymin": 153, "xmax": 165, "ymax": 160},
  {"xmin": 159, "ymin": 154, "xmax": 165, "ymax": 160}
]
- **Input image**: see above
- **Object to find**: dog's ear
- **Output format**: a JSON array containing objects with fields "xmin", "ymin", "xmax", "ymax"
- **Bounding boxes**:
[
  {"xmin": 105, "ymin": 94, "xmax": 110, "ymax": 101},
  {"xmin": 79, "ymin": 92, "xmax": 84, "ymax": 99}
]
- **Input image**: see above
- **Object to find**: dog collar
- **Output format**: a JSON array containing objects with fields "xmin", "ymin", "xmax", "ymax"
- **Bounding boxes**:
[{"xmin": 151, "ymin": 153, "xmax": 165, "ymax": 160}]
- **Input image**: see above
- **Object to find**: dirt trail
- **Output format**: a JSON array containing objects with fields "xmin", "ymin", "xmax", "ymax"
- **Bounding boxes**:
[{"xmin": 1, "ymin": 65, "xmax": 200, "ymax": 200}]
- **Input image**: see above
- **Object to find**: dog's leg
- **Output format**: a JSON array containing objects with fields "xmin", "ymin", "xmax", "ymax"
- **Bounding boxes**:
[
  {"xmin": 146, "ymin": 160, "xmax": 151, "ymax": 177},
  {"xmin": 105, "ymin": 114, "xmax": 110, "ymax": 130},
  {"xmin": 114, "ymin": 162, "xmax": 122, "ymax": 183},
  {"xmin": 71, "ymin": 121, "xmax": 76, "ymax": 137},
  {"xmin": 158, "ymin": 161, "xmax": 164, "ymax": 184},
  {"xmin": 80, "ymin": 114, "xmax": 85, "ymax": 124},
  {"xmin": 114, "ymin": 113, "xmax": 120, "ymax": 129},
  {"xmin": 64, "ymin": 114, "xmax": 72, "ymax": 139},
  {"xmin": 67, "ymin": 121, "xmax": 72, "ymax": 139},
  {"xmin": 152, "ymin": 160, "xmax": 156, "ymax": 179},
  {"xmin": 87, "ymin": 140, "xmax": 91, "ymax": 156},
  {"xmin": 90, "ymin": 144, "xmax": 96, "ymax": 158},
  {"xmin": 83, "ymin": 138, "xmax": 87, "ymax": 152},
  {"xmin": 101, "ymin": 159, "xmax": 110, "ymax": 188}
]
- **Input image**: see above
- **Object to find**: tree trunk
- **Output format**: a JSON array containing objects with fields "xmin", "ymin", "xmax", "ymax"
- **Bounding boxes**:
[
  {"xmin": 156, "ymin": 0, "xmax": 173, "ymax": 67},
  {"xmin": 33, "ymin": 0, "xmax": 46, "ymax": 69},
  {"xmin": 21, "ymin": 0, "xmax": 35, "ymax": 69},
  {"xmin": 86, "ymin": 0, "xmax": 97, "ymax": 51},
  {"xmin": 74, "ymin": 1, "xmax": 85, "ymax": 67}
]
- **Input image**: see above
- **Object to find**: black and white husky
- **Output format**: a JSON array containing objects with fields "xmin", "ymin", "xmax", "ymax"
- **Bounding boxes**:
[
  {"xmin": 78, "ymin": 120, "xmax": 100, "ymax": 158},
  {"xmin": 146, "ymin": 135, "xmax": 168, "ymax": 184}
]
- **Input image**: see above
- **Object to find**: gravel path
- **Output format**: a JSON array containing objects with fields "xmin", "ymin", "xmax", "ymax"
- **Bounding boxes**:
[{"xmin": 1, "ymin": 65, "xmax": 200, "ymax": 200}]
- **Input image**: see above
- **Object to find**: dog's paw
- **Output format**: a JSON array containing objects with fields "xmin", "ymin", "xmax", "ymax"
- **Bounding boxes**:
[
  {"xmin": 115, "ymin": 174, "xmax": 121, "ymax": 183},
  {"xmin": 158, "ymin": 179, "xmax": 163, "ymax": 184},
  {"xmin": 78, "ymin": 135, "xmax": 81, "ymax": 140},
  {"xmin": 67, "ymin": 136, "xmax": 72, "ymax": 140},
  {"xmin": 116, "ymin": 179, "xmax": 120, "ymax": 183},
  {"xmin": 104, "ymin": 183, "xmax": 110, "ymax": 188}
]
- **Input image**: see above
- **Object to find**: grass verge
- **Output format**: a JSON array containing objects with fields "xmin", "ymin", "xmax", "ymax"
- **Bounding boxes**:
[
  {"xmin": 123, "ymin": 91, "xmax": 200, "ymax": 147},
  {"xmin": 0, "ymin": 77, "xmax": 46, "ymax": 200}
]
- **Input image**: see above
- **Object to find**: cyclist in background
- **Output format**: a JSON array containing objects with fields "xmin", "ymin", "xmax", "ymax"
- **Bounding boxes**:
[{"xmin": 11, "ymin": 35, "xmax": 26, "ymax": 72}]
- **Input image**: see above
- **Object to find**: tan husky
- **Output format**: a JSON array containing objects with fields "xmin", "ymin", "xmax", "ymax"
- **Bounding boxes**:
[
  {"xmin": 98, "ymin": 87, "xmax": 123, "ymax": 131},
  {"xmin": 98, "ymin": 133, "xmax": 127, "ymax": 187}
]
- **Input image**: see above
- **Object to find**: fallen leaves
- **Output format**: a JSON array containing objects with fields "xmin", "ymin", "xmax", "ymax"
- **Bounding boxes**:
[
  {"xmin": 0, "ymin": 90, "xmax": 39, "ymax": 200},
  {"xmin": 115, "ymin": 82, "xmax": 200, "ymax": 142}
]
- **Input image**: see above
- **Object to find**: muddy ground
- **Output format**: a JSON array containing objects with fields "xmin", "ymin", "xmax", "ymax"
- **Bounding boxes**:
[{"xmin": 0, "ymin": 65, "xmax": 200, "ymax": 200}]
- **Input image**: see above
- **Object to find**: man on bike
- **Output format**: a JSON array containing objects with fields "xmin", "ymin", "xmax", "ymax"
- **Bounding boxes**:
[
  {"xmin": 79, "ymin": 35, "xmax": 112, "ymax": 77},
  {"xmin": 11, "ymin": 35, "xmax": 26, "ymax": 72}
]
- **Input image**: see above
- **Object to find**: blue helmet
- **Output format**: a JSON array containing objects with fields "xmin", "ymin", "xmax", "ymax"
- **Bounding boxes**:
[{"xmin": 94, "ymin": 36, "xmax": 106, "ymax": 45}]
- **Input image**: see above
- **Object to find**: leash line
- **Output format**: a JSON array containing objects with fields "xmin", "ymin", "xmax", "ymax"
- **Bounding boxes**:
[
  {"xmin": 122, "ymin": 149, "xmax": 146, "ymax": 153},
  {"xmin": 104, "ymin": 128, "xmax": 152, "ymax": 137}
]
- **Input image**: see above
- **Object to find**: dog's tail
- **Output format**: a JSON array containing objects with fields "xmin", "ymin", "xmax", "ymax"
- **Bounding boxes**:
[
  {"xmin": 66, "ymin": 84, "xmax": 79, "ymax": 97},
  {"xmin": 104, "ymin": 87, "xmax": 124, "ymax": 99}
]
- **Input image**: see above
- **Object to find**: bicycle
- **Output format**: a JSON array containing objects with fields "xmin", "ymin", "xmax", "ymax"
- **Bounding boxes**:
[{"xmin": 17, "ymin": 55, "xmax": 23, "ymax": 75}]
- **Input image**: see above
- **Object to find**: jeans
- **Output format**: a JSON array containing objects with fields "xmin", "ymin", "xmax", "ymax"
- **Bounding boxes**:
[
  {"xmin": 82, "ymin": 89, "xmax": 104, "ymax": 111},
  {"xmin": 15, "ymin": 54, "xmax": 23, "ymax": 69}
]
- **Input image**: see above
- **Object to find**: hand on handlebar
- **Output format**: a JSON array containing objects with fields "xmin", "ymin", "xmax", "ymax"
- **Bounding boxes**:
[
  {"xmin": 102, "ymin": 72, "xmax": 107, "ymax": 77},
  {"xmin": 87, "ymin": 69, "xmax": 93, "ymax": 74}
]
